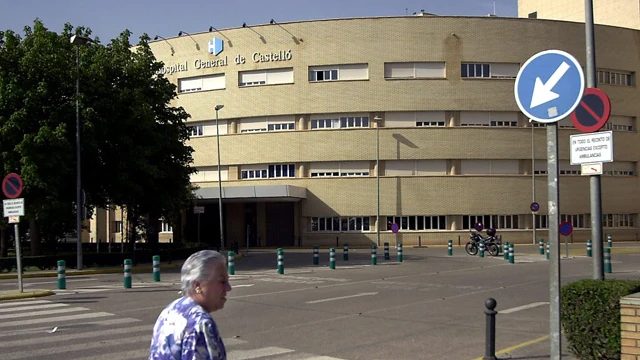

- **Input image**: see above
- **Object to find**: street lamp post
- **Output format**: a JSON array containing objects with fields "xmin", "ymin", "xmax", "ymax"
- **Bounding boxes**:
[
  {"xmin": 70, "ymin": 35, "xmax": 93, "ymax": 270},
  {"xmin": 376, "ymin": 120, "xmax": 380, "ymax": 247},
  {"xmin": 532, "ymin": 123, "xmax": 537, "ymax": 245},
  {"xmin": 215, "ymin": 105, "xmax": 225, "ymax": 251}
]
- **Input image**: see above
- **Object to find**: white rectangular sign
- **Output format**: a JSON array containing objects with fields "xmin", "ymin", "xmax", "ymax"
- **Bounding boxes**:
[
  {"xmin": 581, "ymin": 162, "xmax": 603, "ymax": 175},
  {"xmin": 570, "ymin": 131, "xmax": 613, "ymax": 165},
  {"xmin": 194, "ymin": 206, "xmax": 205, "ymax": 214},
  {"xmin": 3, "ymin": 198, "xmax": 24, "ymax": 217}
]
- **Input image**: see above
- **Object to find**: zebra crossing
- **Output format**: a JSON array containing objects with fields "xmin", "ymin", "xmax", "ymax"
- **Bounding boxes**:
[
  {"xmin": 0, "ymin": 298, "xmax": 346, "ymax": 360},
  {"xmin": 53, "ymin": 281, "xmax": 177, "ymax": 295}
]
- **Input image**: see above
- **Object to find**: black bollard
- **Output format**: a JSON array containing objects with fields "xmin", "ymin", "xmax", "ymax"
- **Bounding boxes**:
[{"xmin": 484, "ymin": 298, "xmax": 497, "ymax": 360}]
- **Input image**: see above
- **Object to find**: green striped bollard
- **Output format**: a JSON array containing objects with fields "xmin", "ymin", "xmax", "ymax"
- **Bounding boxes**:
[
  {"xmin": 397, "ymin": 243, "xmax": 403, "ymax": 262},
  {"xmin": 277, "ymin": 248, "xmax": 284, "ymax": 274},
  {"xmin": 479, "ymin": 240, "xmax": 485, "ymax": 258},
  {"xmin": 539, "ymin": 238, "xmax": 544, "ymax": 255},
  {"xmin": 384, "ymin": 242, "xmax": 390, "ymax": 260},
  {"xmin": 313, "ymin": 245, "xmax": 319, "ymax": 265},
  {"xmin": 343, "ymin": 244, "xmax": 349, "ymax": 261},
  {"xmin": 371, "ymin": 245, "xmax": 377, "ymax": 265},
  {"xmin": 587, "ymin": 239, "xmax": 592, "ymax": 257},
  {"xmin": 227, "ymin": 252, "xmax": 235, "ymax": 275},
  {"xmin": 604, "ymin": 248, "xmax": 612, "ymax": 273},
  {"xmin": 330, "ymin": 248, "xmax": 336, "ymax": 269},
  {"xmin": 153, "ymin": 255, "xmax": 161, "ymax": 281},
  {"xmin": 124, "ymin": 259, "xmax": 132, "ymax": 289},
  {"xmin": 546, "ymin": 242, "xmax": 550, "ymax": 260},
  {"xmin": 607, "ymin": 234, "xmax": 613, "ymax": 248},
  {"xmin": 57, "ymin": 260, "xmax": 66, "ymax": 290},
  {"xmin": 508, "ymin": 243, "xmax": 515, "ymax": 264},
  {"xmin": 503, "ymin": 242, "xmax": 509, "ymax": 260},
  {"xmin": 447, "ymin": 240, "xmax": 453, "ymax": 256}
]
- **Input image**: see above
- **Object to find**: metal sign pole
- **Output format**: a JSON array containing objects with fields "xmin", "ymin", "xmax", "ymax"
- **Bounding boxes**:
[
  {"xmin": 14, "ymin": 223, "xmax": 23, "ymax": 293},
  {"xmin": 547, "ymin": 122, "xmax": 561, "ymax": 360}
]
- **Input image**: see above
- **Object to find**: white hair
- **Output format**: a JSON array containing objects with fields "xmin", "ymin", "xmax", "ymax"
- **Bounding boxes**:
[{"xmin": 180, "ymin": 250, "xmax": 226, "ymax": 296}]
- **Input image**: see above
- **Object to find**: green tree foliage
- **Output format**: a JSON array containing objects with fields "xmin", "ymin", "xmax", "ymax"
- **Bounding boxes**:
[{"xmin": 0, "ymin": 20, "xmax": 194, "ymax": 254}]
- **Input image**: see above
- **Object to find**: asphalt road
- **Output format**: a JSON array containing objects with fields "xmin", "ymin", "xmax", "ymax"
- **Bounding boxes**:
[{"xmin": 0, "ymin": 245, "xmax": 638, "ymax": 359}]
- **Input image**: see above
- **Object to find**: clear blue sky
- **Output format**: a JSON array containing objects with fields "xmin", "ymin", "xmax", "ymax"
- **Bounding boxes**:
[{"xmin": 0, "ymin": 0, "xmax": 518, "ymax": 43}]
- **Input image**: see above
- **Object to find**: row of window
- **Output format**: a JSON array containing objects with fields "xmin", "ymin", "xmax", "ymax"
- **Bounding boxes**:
[
  {"xmin": 310, "ymin": 214, "xmax": 636, "ymax": 232},
  {"xmin": 241, "ymin": 164, "xmax": 296, "ymax": 179},
  {"xmin": 178, "ymin": 63, "xmax": 635, "ymax": 93}
]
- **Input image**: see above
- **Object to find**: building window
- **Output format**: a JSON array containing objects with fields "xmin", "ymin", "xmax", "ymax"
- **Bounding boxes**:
[
  {"xmin": 241, "ymin": 169, "xmax": 267, "ymax": 179},
  {"xmin": 188, "ymin": 125, "xmax": 204, "ymax": 137},
  {"xmin": 416, "ymin": 121, "xmax": 445, "ymax": 127},
  {"xmin": 560, "ymin": 214, "xmax": 587, "ymax": 228},
  {"xmin": 461, "ymin": 63, "xmax": 519, "ymax": 79},
  {"xmin": 239, "ymin": 68, "xmax": 293, "ymax": 87},
  {"xmin": 386, "ymin": 216, "xmax": 446, "ymax": 230},
  {"xmin": 161, "ymin": 220, "xmax": 172, "ymax": 233},
  {"xmin": 268, "ymin": 164, "xmax": 295, "ymax": 178},
  {"xmin": 528, "ymin": 12, "xmax": 537, "ymax": 18},
  {"xmin": 535, "ymin": 215, "xmax": 548, "ymax": 229},
  {"xmin": 311, "ymin": 172, "xmax": 340, "ymax": 177},
  {"xmin": 311, "ymin": 119, "xmax": 339, "ymax": 129},
  {"xmin": 311, "ymin": 216, "xmax": 370, "ymax": 232},
  {"xmin": 462, "ymin": 215, "xmax": 519, "ymax": 229},
  {"xmin": 340, "ymin": 116, "xmax": 369, "ymax": 128},
  {"xmin": 602, "ymin": 214, "xmax": 635, "ymax": 227},
  {"xmin": 178, "ymin": 74, "xmax": 225, "ymax": 93},
  {"xmin": 308, "ymin": 64, "xmax": 368, "ymax": 82},
  {"xmin": 597, "ymin": 70, "xmax": 634, "ymax": 86},
  {"xmin": 267, "ymin": 123, "xmax": 295, "ymax": 131},
  {"xmin": 114, "ymin": 221, "xmax": 123, "ymax": 233},
  {"xmin": 384, "ymin": 62, "xmax": 446, "ymax": 79}
]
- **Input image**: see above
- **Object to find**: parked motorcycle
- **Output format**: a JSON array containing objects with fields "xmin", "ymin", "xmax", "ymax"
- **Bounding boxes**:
[{"xmin": 465, "ymin": 228, "xmax": 500, "ymax": 256}]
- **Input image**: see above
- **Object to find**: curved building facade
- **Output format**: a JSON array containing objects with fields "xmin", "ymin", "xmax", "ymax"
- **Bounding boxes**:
[{"xmin": 141, "ymin": 15, "xmax": 639, "ymax": 247}]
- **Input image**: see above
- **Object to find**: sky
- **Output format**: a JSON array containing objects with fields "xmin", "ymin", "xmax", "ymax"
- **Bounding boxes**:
[{"xmin": 0, "ymin": 0, "xmax": 518, "ymax": 43}]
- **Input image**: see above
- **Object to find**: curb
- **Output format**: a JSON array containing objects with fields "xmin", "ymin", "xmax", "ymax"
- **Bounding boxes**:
[{"xmin": 0, "ymin": 289, "xmax": 55, "ymax": 301}]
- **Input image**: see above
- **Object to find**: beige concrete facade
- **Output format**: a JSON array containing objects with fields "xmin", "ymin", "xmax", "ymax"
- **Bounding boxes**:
[
  {"xmin": 519, "ymin": 0, "xmax": 640, "ymax": 29},
  {"xmin": 91, "ymin": 15, "xmax": 640, "ymax": 247}
]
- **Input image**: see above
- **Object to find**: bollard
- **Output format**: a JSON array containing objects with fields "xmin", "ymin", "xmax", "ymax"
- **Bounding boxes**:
[
  {"xmin": 384, "ymin": 242, "xmax": 390, "ymax": 260},
  {"xmin": 503, "ymin": 242, "xmax": 509, "ymax": 261},
  {"xmin": 277, "ymin": 248, "xmax": 284, "ymax": 274},
  {"xmin": 587, "ymin": 239, "xmax": 592, "ymax": 257},
  {"xmin": 343, "ymin": 243, "xmax": 349, "ymax": 261},
  {"xmin": 508, "ymin": 243, "xmax": 514, "ymax": 264},
  {"xmin": 607, "ymin": 234, "xmax": 613, "ymax": 248},
  {"xmin": 479, "ymin": 240, "xmax": 485, "ymax": 258},
  {"xmin": 57, "ymin": 260, "xmax": 66, "ymax": 290},
  {"xmin": 330, "ymin": 248, "xmax": 336, "ymax": 269},
  {"xmin": 227, "ymin": 252, "xmax": 235, "ymax": 275},
  {"xmin": 448, "ymin": 240, "xmax": 453, "ymax": 256},
  {"xmin": 153, "ymin": 255, "xmax": 161, "ymax": 281},
  {"xmin": 313, "ymin": 245, "xmax": 319, "ymax": 265},
  {"xmin": 546, "ymin": 242, "xmax": 550, "ymax": 260},
  {"xmin": 371, "ymin": 245, "xmax": 377, "ymax": 265},
  {"xmin": 539, "ymin": 238, "xmax": 544, "ymax": 255},
  {"xmin": 397, "ymin": 243, "xmax": 403, "ymax": 262},
  {"xmin": 124, "ymin": 259, "xmax": 132, "ymax": 289},
  {"xmin": 484, "ymin": 298, "xmax": 497, "ymax": 360},
  {"xmin": 604, "ymin": 248, "xmax": 612, "ymax": 273}
]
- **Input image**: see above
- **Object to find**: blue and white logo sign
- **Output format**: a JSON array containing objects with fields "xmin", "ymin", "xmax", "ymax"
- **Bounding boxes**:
[
  {"xmin": 208, "ymin": 37, "xmax": 223, "ymax": 56},
  {"xmin": 514, "ymin": 49, "xmax": 585, "ymax": 123}
]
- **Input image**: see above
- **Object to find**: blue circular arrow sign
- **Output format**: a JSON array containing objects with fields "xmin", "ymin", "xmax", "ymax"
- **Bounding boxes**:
[{"xmin": 515, "ymin": 49, "xmax": 585, "ymax": 123}]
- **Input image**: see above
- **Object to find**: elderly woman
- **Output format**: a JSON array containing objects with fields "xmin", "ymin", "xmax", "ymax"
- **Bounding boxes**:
[{"xmin": 149, "ymin": 250, "xmax": 232, "ymax": 360}]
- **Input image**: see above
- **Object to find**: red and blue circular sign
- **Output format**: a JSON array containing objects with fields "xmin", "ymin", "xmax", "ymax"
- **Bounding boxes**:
[
  {"xmin": 530, "ymin": 202, "xmax": 540, "ymax": 212},
  {"xmin": 560, "ymin": 221, "xmax": 573, "ymax": 236},
  {"xmin": 2, "ymin": 173, "xmax": 23, "ymax": 199},
  {"xmin": 391, "ymin": 223, "xmax": 399, "ymax": 233},
  {"xmin": 570, "ymin": 88, "xmax": 611, "ymax": 133}
]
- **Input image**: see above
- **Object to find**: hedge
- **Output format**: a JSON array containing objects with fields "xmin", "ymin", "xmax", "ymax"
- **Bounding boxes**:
[{"xmin": 561, "ymin": 279, "xmax": 640, "ymax": 359}]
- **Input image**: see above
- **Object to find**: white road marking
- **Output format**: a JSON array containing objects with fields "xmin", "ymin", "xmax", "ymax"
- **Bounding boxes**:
[
  {"xmin": 0, "ymin": 306, "xmax": 87, "ymax": 320},
  {"xmin": 0, "ymin": 302, "xmax": 68, "ymax": 313},
  {"xmin": 232, "ymin": 284, "xmax": 254, "ymax": 288},
  {"xmin": 24, "ymin": 278, "xmax": 98, "ymax": 286},
  {"xmin": 0, "ymin": 317, "xmax": 140, "ymax": 337},
  {"xmin": 2, "ymin": 334, "xmax": 149, "ymax": 359},
  {"xmin": 305, "ymin": 292, "xmax": 378, "ymax": 304},
  {"xmin": 501, "ymin": 302, "xmax": 549, "ymax": 314},
  {"xmin": 0, "ymin": 324, "xmax": 150, "ymax": 347},
  {"xmin": 0, "ymin": 311, "xmax": 114, "ymax": 328},
  {"xmin": 228, "ymin": 346, "xmax": 295, "ymax": 359},
  {"xmin": 0, "ymin": 299, "xmax": 51, "ymax": 308}
]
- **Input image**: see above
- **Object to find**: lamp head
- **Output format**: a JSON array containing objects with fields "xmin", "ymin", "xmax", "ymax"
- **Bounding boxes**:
[
  {"xmin": 209, "ymin": 26, "xmax": 213, "ymax": 32},
  {"xmin": 242, "ymin": 22, "xmax": 247, "ymax": 28},
  {"xmin": 70, "ymin": 35, "xmax": 93, "ymax": 45},
  {"xmin": 215, "ymin": 105, "xmax": 224, "ymax": 111},
  {"xmin": 178, "ymin": 31, "xmax": 184, "ymax": 36},
  {"xmin": 154, "ymin": 35, "xmax": 160, "ymax": 40},
  {"xmin": 270, "ymin": 19, "xmax": 275, "ymax": 24}
]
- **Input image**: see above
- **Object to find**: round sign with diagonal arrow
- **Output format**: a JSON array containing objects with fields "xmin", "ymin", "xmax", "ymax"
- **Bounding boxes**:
[
  {"xmin": 2, "ymin": 173, "xmax": 23, "ymax": 199},
  {"xmin": 514, "ymin": 49, "xmax": 585, "ymax": 123}
]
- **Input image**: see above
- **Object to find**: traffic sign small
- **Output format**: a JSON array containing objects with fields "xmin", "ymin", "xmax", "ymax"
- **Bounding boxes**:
[
  {"xmin": 391, "ymin": 223, "xmax": 400, "ymax": 233},
  {"xmin": 194, "ymin": 206, "xmax": 205, "ymax": 214},
  {"xmin": 514, "ymin": 49, "xmax": 585, "ymax": 123},
  {"xmin": 3, "ymin": 198, "xmax": 24, "ymax": 217},
  {"xmin": 474, "ymin": 222, "xmax": 484, "ymax": 232},
  {"xmin": 530, "ymin": 202, "xmax": 540, "ymax": 212},
  {"xmin": 570, "ymin": 131, "xmax": 613, "ymax": 165},
  {"xmin": 2, "ymin": 173, "xmax": 23, "ymax": 199},
  {"xmin": 559, "ymin": 221, "xmax": 573, "ymax": 236},
  {"xmin": 581, "ymin": 162, "xmax": 603, "ymax": 175},
  {"xmin": 570, "ymin": 88, "xmax": 611, "ymax": 133}
]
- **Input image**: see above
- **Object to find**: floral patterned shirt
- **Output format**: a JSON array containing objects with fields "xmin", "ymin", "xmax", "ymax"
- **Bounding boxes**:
[{"xmin": 149, "ymin": 296, "xmax": 226, "ymax": 360}]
